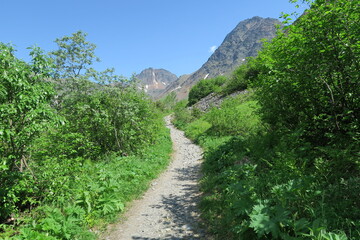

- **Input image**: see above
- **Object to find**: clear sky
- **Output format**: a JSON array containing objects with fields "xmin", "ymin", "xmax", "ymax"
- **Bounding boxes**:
[{"xmin": 1, "ymin": 0, "xmax": 307, "ymax": 78}]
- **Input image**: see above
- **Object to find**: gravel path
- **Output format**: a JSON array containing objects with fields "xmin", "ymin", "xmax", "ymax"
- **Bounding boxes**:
[{"xmin": 103, "ymin": 115, "xmax": 206, "ymax": 240}]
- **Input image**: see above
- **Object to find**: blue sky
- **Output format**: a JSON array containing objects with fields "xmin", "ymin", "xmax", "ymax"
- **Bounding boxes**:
[{"xmin": 1, "ymin": 0, "xmax": 307, "ymax": 78}]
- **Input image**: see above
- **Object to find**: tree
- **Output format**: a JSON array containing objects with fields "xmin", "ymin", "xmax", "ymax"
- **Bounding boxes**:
[
  {"xmin": 50, "ymin": 30, "xmax": 100, "ymax": 80},
  {"xmin": 0, "ymin": 44, "xmax": 56, "ymax": 171},
  {"xmin": 47, "ymin": 31, "xmax": 159, "ymax": 156},
  {"xmin": 253, "ymin": 0, "xmax": 359, "ymax": 146}
]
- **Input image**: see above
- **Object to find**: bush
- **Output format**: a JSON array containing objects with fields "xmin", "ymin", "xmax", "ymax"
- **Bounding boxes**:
[
  {"xmin": 222, "ymin": 58, "xmax": 261, "ymax": 95},
  {"xmin": 188, "ymin": 76, "xmax": 226, "ymax": 106},
  {"xmin": 57, "ymin": 84, "xmax": 161, "ymax": 156},
  {"xmin": 155, "ymin": 92, "xmax": 177, "ymax": 114},
  {"xmin": 1, "ymin": 123, "xmax": 172, "ymax": 239},
  {"xmin": 0, "ymin": 44, "xmax": 57, "ymax": 222},
  {"xmin": 205, "ymin": 92, "xmax": 262, "ymax": 136},
  {"xmin": 172, "ymin": 100, "xmax": 194, "ymax": 129},
  {"xmin": 254, "ymin": 0, "xmax": 360, "ymax": 148},
  {"xmin": 184, "ymin": 119, "xmax": 211, "ymax": 141}
]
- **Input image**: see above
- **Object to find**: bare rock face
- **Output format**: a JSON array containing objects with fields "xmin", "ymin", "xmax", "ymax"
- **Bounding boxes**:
[
  {"xmin": 194, "ymin": 16, "xmax": 280, "ymax": 80},
  {"xmin": 136, "ymin": 68, "xmax": 178, "ymax": 98},
  {"xmin": 158, "ymin": 16, "xmax": 281, "ymax": 100}
]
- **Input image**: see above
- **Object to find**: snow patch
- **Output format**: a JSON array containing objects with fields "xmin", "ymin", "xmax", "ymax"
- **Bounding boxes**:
[
  {"xmin": 170, "ymin": 86, "xmax": 182, "ymax": 93},
  {"xmin": 152, "ymin": 70, "xmax": 158, "ymax": 85}
]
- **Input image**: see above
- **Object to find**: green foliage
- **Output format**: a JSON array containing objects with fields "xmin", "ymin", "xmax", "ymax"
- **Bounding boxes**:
[
  {"xmin": 0, "ymin": 31, "xmax": 173, "ymax": 239},
  {"xmin": 172, "ymin": 100, "xmax": 194, "ymax": 129},
  {"xmin": 48, "ymin": 30, "xmax": 158, "ymax": 155},
  {"xmin": 184, "ymin": 119, "xmax": 211, "ymax": 141},
  {"xmin": 253, "ymin": 0, "xmax": 360, "ymax": 148},
  {"xmin": 205, "ymin": 92, "xmax": 263, "ymax": 136},
  {"xmin": 17, "ymin": 205, "xmax": 94, "ymax": 240},
  {"xmin": 196, "ymin": 128, "xmax": 360, "ymax": 239},
  {"xmin": 0, "ymin": 44, "xmax": 56, "ymax": 171},
  {"xmin": 221, "ymin": 59, "xmax": 261, "ymax": 95},
  {"xmin": 58, "ymin": 84, "xmax": 161, "ymax": 155},
  {"xmin": 0, "ymin": 44, "xmax": 58, "ymax": 221},
  {"xmin": 174, "ymin": 4, "xmax": 360, "ymax": 235},
  {"xmin": 155, "ymin": 92, "xmax": 177, "ymax": 113},
  {"xmin": 188, "ymin": 76, "xmax": 226, "ymax": 106},
  {"xmin": 1, "ymin": 124, "xmax": 172, "ymax": 239},
  {"xmin": 50, "ymin": 30, "xmax": 100, "ymax": 79}
]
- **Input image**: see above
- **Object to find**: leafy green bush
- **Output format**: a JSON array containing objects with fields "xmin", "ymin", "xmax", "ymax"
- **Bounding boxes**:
[
  {"xmin": 253, "ymin": 0, "xmax": 360, "ymax": 148},
  {"xmin": 0, "ymin": 44, "xmax": 58, "ymax": 222},
  {"xmin": 184, "ymin": 119, "xmax": 211, "ymax": 141},
  {"xmin": 172, "ymin": 100, "xmax": 194, "ymax": 129},
  {"xmin": 59, "ymin": 84, "xmax": 161, "ymax": 155},
  {"xmin": 198, "ymin": 131, "xmax": 360, "ymax": 239},
  {"xmin": 175, "ymin": 1, "xmax": 360, "ymax": 239},
  {"xmin": 205, "ymin": 92, "xmax": 263, "ymax": 136},
  {"xmin": 0, "ymin": 31, "xmax": 173, "ymax": 239},
  {"xmin": 155, "ymin": 92, "xmax": 177, "ymax": 114},
  {"xmin": 188, "ymin": 76, "xmax": 226, "ymax": 106},
  {"xmin": 1, "ymin": 124, "xmax": 172, "ymax": 239}
]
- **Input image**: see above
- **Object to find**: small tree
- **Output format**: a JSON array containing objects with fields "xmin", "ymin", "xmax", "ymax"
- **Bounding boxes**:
[
  {"xmin": 0, "ymin": 44, "xmax": 56, "ymax": 171},
  {"xmin": 254, "ymin": 0, "xmax": 360, "ymax": 146},
  {"xmin": 50, "ymin": 30, "xmax": 100, "ymax": 80}
]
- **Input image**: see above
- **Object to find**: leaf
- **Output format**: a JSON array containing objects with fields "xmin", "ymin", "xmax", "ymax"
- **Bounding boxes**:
[{"xmin": 249, "ymin": 201, "xmax": 278, "ymax": 237}]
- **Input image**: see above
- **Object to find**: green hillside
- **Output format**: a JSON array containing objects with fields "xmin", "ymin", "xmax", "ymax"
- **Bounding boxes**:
[{"xmin": 173, "ymin": 0, "xmax": 359, "ymax": 239}]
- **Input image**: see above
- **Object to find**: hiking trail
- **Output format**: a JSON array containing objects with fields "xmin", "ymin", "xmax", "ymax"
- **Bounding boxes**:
[{"xmin": 103, "ymin": 115, "xmax": 207, "ymax": 240}]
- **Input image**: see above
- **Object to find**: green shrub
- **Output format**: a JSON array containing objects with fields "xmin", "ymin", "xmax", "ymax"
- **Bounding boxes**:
[
  {"xmin": 172, "ymin": 100, "xmax": 194, "ymax": 129},
  {"xmin": 0, "ymin": 32, "xmax": 173, "ymax": 239},
  {"xmin": 2, "ymin": 124, "xmax": 172, "ymax": 239},
  {"xmin": 59, "ymin": 85, "xmax": 161, "ymax": 155},
  {"xmin": 205, "ymin": 93, "xmax": 263, "ymax": 136},
  {"xmin": 0, "ymin": 44, "xmax": 57, "ymax": 222},
  {"xmin": 155, "ymin": 92, "xmax": 177, "ymax": 114},
  {"xmin": 188, "ymin": 76, "xmax": 227, "ymax": 106},
  {"xmin": 184, "ymin": 119, "xmax": 211, "ymax": 141},
  {"xmin": 253, "ymin": 0, "xmax": 360, "ymax": 148},
  {"xmin": 222, "ymin": 58, "xmax": 261, "ymax": 95}
]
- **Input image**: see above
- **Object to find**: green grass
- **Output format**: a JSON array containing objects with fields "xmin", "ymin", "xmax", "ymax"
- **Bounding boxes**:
[
  {"xmin": 0, "ymin": 124, "xmax": 172, "ymax": 240},
  {"xmin": 177, "ymin": 91, "xmax": 359, "ymax": 240}
]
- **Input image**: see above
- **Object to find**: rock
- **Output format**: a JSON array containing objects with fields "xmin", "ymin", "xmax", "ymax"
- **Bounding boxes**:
[
  {"xmin": 159, "ymin": 16, "xmax": 281, "ymax": 100},
  {"xmin": 136, "ymin": 68, "xmax": 178, "ymax": 98}
]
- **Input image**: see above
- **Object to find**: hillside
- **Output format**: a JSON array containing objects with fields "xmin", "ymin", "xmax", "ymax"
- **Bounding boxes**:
[{"xmin": 173, "ymin": 1, "xmax": 360, "ymax": 239}]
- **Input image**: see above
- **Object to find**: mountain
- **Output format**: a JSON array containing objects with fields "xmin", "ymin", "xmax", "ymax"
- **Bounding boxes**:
[
  {"xmin": 158, "ymin": 16, "xmax": 281, "ymax": 100},
  {"xmin": 135, "ymin": 68, "xmax": 178, "ymax": 98}
]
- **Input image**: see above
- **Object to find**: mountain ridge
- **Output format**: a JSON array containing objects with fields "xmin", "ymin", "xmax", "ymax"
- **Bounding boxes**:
[
  {"xmin": 138, "ymin": 16, "xmax": 281, "ymax": 99},
  {"xmin": 135, "ymin": 68, "xmax": 178, "ymax": 97}
]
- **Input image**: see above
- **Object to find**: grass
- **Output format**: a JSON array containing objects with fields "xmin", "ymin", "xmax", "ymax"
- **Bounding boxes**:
[
  {"xmin": 0, "ymin": 123, "xmax": 173, "ymax": 240},
  {"xmin": 176, "ymin": 91, "xmax": 359, "ymax": 240}
]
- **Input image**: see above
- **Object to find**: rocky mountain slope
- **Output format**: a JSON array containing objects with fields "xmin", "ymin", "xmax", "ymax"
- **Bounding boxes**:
[
  {"xmin": 158, "ymin": 16, "xmax": 281, "ymax": 100},
  {"xmin": 135, "ymin": 68, "xmax": 178, "ymax": 98}
]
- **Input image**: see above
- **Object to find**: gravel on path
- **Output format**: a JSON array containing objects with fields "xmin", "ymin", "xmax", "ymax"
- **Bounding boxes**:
[{"xmin": 103, "ymin": 115, "xmax": 207, "ymax": 240}]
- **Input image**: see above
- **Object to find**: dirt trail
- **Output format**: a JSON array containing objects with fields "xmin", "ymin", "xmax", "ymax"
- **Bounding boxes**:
[{"xmin": 103, "ymin": 115, "xmax": 206, "ymax": 240}]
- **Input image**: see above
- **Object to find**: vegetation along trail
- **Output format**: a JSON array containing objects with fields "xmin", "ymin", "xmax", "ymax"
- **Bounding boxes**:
[{"xmin": 104, "ymin": 115, "xmax": 207, "ymax": 240}]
